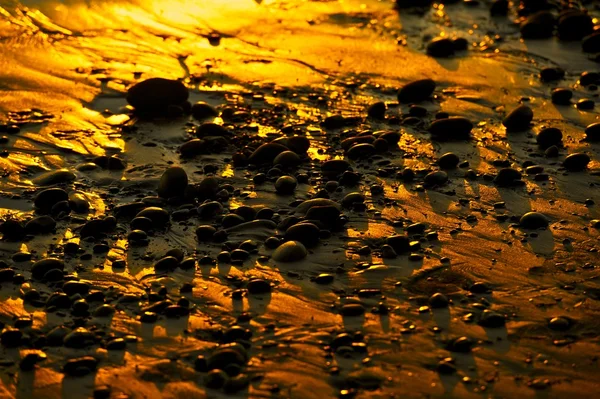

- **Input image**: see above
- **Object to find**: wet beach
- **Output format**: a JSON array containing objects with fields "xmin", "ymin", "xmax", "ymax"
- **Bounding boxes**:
[{"xmin": 0, "ymin": 0, "xmax": 599, "ymax": 398}]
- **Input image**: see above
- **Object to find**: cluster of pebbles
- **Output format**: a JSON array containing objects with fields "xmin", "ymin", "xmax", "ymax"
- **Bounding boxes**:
[
  {"xmin": 0, "ymin": 67, "xmax": 596, "ymax": 396},
  {"xmin": 0, "ymin": 0, "xmax": 599, "ymax": 397}
]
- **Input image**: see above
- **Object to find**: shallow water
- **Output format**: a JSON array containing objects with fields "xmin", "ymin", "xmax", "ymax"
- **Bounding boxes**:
[{"xmin": 0, "ymin": 0, "xmax": 599, "ymax": 398}]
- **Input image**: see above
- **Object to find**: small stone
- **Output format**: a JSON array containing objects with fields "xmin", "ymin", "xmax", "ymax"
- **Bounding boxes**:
[
  {"xmin": 426, "ymin": 37, "xmax": 455, "ymax": 58},
  {"xmin": 248, "ymin": 143, "xmax": 288, "ymax": 164},
  {"xmin": 548, "ymin": 316, "xmax": 571, "ymax": 331},
  {"xmin": 437, "ymin": 153, "xmax": 460, "ymax": 169},
  {"xmin": 34, "ymin": 188, "xmax": 68, "ymax": 212},
  {"xmin": 367, "ymin": 102, "xmax": 386, "ymax": 119},
  {"xmin": 536, "ymin": 127, "xmax": 562, "ymax": 148},
  {"xmin": 158, "ymin": 167, "xmax": 188, "ymax": 199},
  {"xmin": 340, "ymin": 303, "xmax": 365, "ymax": 317},
  {"xmin": 347, "ymin": 143, "xmax": 376, "ymax": 159},
  {"xmin": 31, "ymin": 258, "xmax": 64, "ymax": 280},
  {"xmin": 274, "ymin": 176, "xmax": 297, "ymax": 195},
  {"xmin": 478, "ymin": 310, "xmax": 506, "ymax": 328},
  {"xmin": 582, "ymin": 31, "xmax": 600, "ymax": 53},
  {"xmin": 63, "ymin": 356, "xmax": 98, "ymax": 377},
  {"xmin": 503, "ymin": 105, "xmax": 533, "ymax": 132},
  {"xmin": 557, "ymin": 10, "xmax": 593, "ymax": 41},
  {"xmin": 576, "ymin": 99, "xmax": 594, "ymax": 110},
  {"xmin": 551, "ymin": 89, "xmax": 572, "ymax": 105},
  {"xmin": 494, "ymin": 168, "xmax": 522, "ymax": 186},
  {"xmin": 272, "ymin": 241, "xmax": 308, "ymax": 262},
  {"xmin": 584, "ymin": 123, "xmax": 600, "ymax": 142},
  {"xmin": 563, "ymin": 153, "xmax": 590, "ymax": 172},
  {"xmin": 424, "ymin": 171, "xmax": 448, "ymax": 187},
  {"xmin": 540, "ymin": 67, "xmax": 565, "ymax": 82},
  {"xmin": 135, "ymin": 207, "xmax": 170, "ymax": 227},
  {"xmin": 520, "ymin": 11, "xmax": 555, "ymax": 39},
  {"xmin": 32, "ymin": 169, "xmax": 76, "ymax": 186},
  {"xmin": 191, "ymin": 102, "xmax": 218, "ymax": 120},
  {"xmin": 285, "ymin": 222, "xmax": 320, "ymax": 247},
  {"xmin": 273, "ymin": 151, "xmax": 301, "ymax": 168},
  {"xmin": 429, "ymin": 293, "xmax": 449, "ymax": 308},
  {"xmin": 520, "ymin": 212, "xmax": 549, "ymax": 229},
  {"xmin": 126, "ymin": 78, "xmax": 188, "ymax": 113},
  {"xmin": 428, "ymin": 117, "xmax": 473, "ymax": 140},
  {"xmin": 397, "ymin": 79, "xmax": 436, "ymax": 104},
  {"xmin": 247, "ymin": 278, "xmax": 271, "ymax": 295}
]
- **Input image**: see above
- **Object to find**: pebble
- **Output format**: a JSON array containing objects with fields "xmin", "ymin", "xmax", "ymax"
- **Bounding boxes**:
[
  {"xmin": 92, "ymin": 155, "xmax": 126, "ymax": 170},
  {"xmin": 191, "ymin": 102, "xmax": 218, "ymax": 120},
  {"xmin": 582, "ymin": 31, "xmax": 600, "ymax": 53},
  {"xmin": 429, "ymin": 293, "xmax": 449, "ymax": 308},
  {"xmin": 179, "ymin": 139, "xmax": 206, "ymax": 158},
  {"xmin": 502, "ymin": 105, "xmax": 533, "ymax": 131},
  {"xmin": 340, "ymin": 303, "xmax": 365, "ymax": 317},
  {"xmin": 548, "ymin": 316, "xmax": 571, "ymax": 331},
  {"xmin": 285, "ymin": 222, "xmax": 320, "ymax": 247},
  {"xmin": 208, "ymin": 346, "xmax": 247, "ymax": 372},
  {"xmin": 551, "ymin": 88, "xmax": 572, "ymax": 105},
  {"xmin": 367, "ymin": 102, "xmax": 386, "ymax": 119},
  {"xmin": 273, "ymin": 150, "xmax": 301, "ymax": 167},
  {"xmin": 478, "ymin": 310, "xmax": 506, "ymax": 328},
  {"xmin": 584, "ymin": 123, "xmax": 600, "ymax": 142},
  {"xmin": 32, "ymin": 169, "xmax": 76, "ymax": 186},
  {"xmin": 154, "ymin": 256, "xmax": 179, "ymax": 273},
  {"xmin": 347, "ymin": 143, "xmax": 376, "ymax": 159},
  {"xmin": 520, "ymin": 11, "xmax": 555, "ymax": 39},
  {"xmin": 386, "ymin": 235, "xmax": 410, "ymax": 254},
  {"xmin": 34, "ymin": 188, "xmax": 68, "ymax": 212},
  {"xmin": 135, "ymin": 207, "xmax": 170, "ymax": 227},
  {"xmin": 397, "ymin": 79, "xmax": 436, "ymax": 104},
  {"xmin": 426, "ymin": 37, "xmax": 455, "ymax": 57},
  {"xmin": 272, "ymin": 241, "xmax": 308, "ymax": 262},
  {"xmin": 157, "ymin": 166, "xmax": 188, "ymax": 199},
  {"xmin": 63, "ymin": 356, "xmax": 98, "ymax": 377},
  {"xmin": 494, "ymin": 168, "xmax": 522, "ymax": 186},
  {"xmin": 247, "ymin": 278, "xmax": 271, "ymax": 294},
  {"xmin": 274, "ymin": 175, "xmax": 297, "ymax": 195},
  {"xmin": 424, "ymin": 170, "xmax": 448, "ymax": 187},
  {"xmin": 576, "ymin": 99, "xmax": 594, "ymax": 111},
  {"xmin": 557, "ymin": 10, "xmax": 593, "ymax": 40},
  {"xmin": 126, "ymin": 78, "xmax": 188, "ymax": 113},
  {"xmin": 248, "ymin": 143, "xmax": 288, "ymax": 164},
  {"xmin": 540, "ymin": 67, "xmax": 565, "ymax": 82},
  {"xmin": 1, "ymin": 327, "xmax": 22, "ymax": 347},
  {"xmin": 428, "ymin": 117, "xmax": 473, "ymax": 140},
  {"xmin": 196, "ymin": 122, "xmax": 231, "ymax": 138},
  {"xmin": 437, "ymin": 152, "xmax": 460, "ymax": 169},
  {"xmin": 519, "ymin": 212, "xmax": 549, "ymax": 229},
  {"xmin": 563, "ymin": 153, "xmax": 590, "ymax": 172},
  {"xmin": 536, "ymin": 127, "xmax": 562, "ymax": 148},
  {"xmin": 31, "ymin": 258, "xmax": 64, "ymax": 280}
]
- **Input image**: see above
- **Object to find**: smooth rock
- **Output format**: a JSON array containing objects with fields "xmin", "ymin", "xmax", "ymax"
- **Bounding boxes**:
[
  {"xmin": 272, "ymin": 241, "xmax": 308, "ymax": 262},
  {"xmin": 126, "ymin": 78, "xmax": 188, "ymax": 113},
  {"xmin": 397, "ymin": 79, "xmax": 436, "ymax": 104}
]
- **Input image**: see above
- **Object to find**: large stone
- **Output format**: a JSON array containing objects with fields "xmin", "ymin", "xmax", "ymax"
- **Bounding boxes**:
[{"xmin": 126, "ymin": 78, "xmax": 188, "ymax": 113}]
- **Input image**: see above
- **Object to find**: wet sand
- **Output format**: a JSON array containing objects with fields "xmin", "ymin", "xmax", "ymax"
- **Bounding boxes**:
[{"xmin": 0, "ymin": 0, "xmax": 599, "ymax": 398}]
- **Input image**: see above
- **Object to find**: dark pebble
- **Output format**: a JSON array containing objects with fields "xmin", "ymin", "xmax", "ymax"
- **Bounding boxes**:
[
  {"xmin": 397, "ymin": 79, "xmax": 436, "ymax": 104},
  {"xmin": 426, "ymin": 37, "xmax": 455, "ymax": 58},
  {"xmin": 519, "ymin": 212, "xmax": 549, "ymax": 229},
  {"xmin": 551, "ymin": 88, "xmax": 572, "ymax": 105},
  {"xmin": 536, "ymin": 127, "xmax": 562, "ymax": 148},
  {"xmin": 563, "ymin": 153, "xmax": 590, "ymax": 171},
  {"xmin": 503, "ymin": 105, "xmax": 533, "ymax": 132},
  {"xmin": 428, "ymin": 117, "xmax": 473, "ymax": 140}
]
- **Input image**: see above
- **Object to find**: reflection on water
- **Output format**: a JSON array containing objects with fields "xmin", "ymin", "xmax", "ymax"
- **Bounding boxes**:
[{"xmin": 0, "ymin": 0, "xmax": 599, "ymax": 398}]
